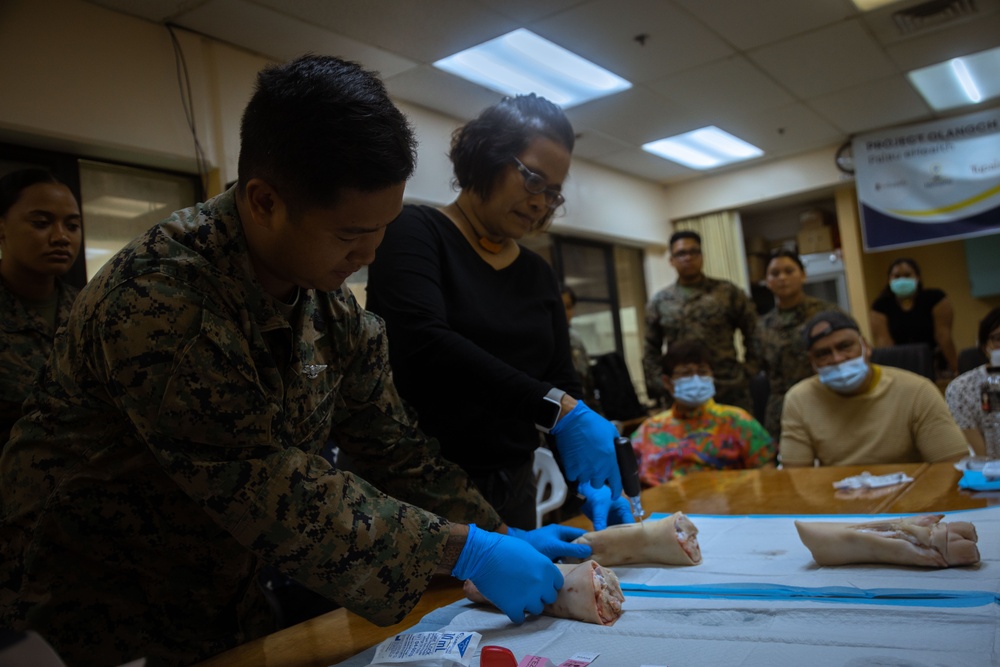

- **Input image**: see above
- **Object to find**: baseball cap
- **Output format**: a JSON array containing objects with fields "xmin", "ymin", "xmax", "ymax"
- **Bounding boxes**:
[{"xmin": 802, "ymin": 310, "xmax": 860, "ymax": 350}]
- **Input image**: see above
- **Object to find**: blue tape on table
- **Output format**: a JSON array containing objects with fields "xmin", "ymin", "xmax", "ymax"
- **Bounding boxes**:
[{"xmin": 620, "ymin": 582, "xmax": 1000, "ymax": 608}]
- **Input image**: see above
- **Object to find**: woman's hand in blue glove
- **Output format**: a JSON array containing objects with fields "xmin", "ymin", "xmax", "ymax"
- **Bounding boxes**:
[
  {"xmin": 550, "ymin": 401, "xmax": 622, "ymax": 497},
  {"xmin": 506, "ymin": 525, "xmax": 592, "ymax": 561},
  {"xmin": 451, "ymin": 525, "xmax": 562, "ymax": 623},
  {"xmin": 578, "ymin": 481, "xmax": 636, "ymax": 531}
]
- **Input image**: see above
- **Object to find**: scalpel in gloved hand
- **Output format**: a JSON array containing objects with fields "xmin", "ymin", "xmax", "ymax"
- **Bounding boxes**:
[
  {"xmin": 452, "ymin": 525, "xmax": 563, "ymax": 623},
  {"xmin": 550, "ymin": 400, "xmax": 622, "ymax": 497}
]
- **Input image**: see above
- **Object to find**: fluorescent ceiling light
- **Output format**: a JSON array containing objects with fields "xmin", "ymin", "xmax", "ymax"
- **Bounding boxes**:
[
  {"xmin": 84, "ymin": 195, "xmax": 168, "ymax": 219},
  {"xmin": 851, "ymin": 0, "xmax": 903, "ymax": 10},
  {"xmin": 642, "ymin": 126, "xmax": 764, "ymax": 170},
  {"xmin": 433, "ymin": 29, "xmax": 631, "ymax": 108},
  {"xmin": 908, "ymin": 46, "xmax": 1000, "ymax": 110}
]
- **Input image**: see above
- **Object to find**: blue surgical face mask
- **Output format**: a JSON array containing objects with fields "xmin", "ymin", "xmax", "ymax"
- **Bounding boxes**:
[
  {"xmin": 816, "ymin": 348, "xmax": 870, "ymax": 393},
  {"xmin": 889, "ymin": 277, "xmax": 918, "ymax": 297},
  {"xmin": 672, "ymin": 375, "xmax": 715, "ymax": 406}
]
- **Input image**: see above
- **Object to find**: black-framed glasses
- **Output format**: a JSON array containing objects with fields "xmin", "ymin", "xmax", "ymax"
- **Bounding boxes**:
[
  {"xmin": 512, "ymin": 157, "xmax": 565, "ymax": 209},
  {"xmin": 672, "ymin": 248, "xmax": 702, "ymax": 259}
]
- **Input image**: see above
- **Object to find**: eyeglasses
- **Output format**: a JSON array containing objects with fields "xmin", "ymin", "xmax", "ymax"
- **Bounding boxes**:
[
  {"xmin": 512, "ymin": 157, "xmax": 565, "ymax": 209},
  {"xmin": 671, "ymin": 248, "xmax": 702, "ymax": 259}
]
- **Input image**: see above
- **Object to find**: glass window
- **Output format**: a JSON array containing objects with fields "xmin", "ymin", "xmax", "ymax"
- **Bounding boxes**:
[{"xmin": 78, "ymin": 160, "xmax": 198, "ymax": 280}]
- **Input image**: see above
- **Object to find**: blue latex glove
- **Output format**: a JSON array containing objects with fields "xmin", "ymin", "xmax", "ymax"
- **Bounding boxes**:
[
  {"xmin": 506, "ymin": 525, "xmax": 592, "ymax": 561},
  {"xmin": 550, "ymin": 401, "xmax": 622, "ymax": 497},
  {"xmin": 452, "ymin": 525, "xmax": 562, "ymax": 623},
  {"xmin": 578, "ymin": 481, "xmax": 636, "ymax": 531}
]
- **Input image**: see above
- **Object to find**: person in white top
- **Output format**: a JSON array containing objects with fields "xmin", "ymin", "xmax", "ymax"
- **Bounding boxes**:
[
  {"xmin": 945, "ymin": 307, "xmax": 1000, "ymax": 458},
  {"xmin": 780, "ymin": 310, "xmax": 968, "ymax": 467}
]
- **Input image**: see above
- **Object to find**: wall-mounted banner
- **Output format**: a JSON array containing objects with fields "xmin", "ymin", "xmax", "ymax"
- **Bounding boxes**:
[{"xmin": 853, "ymin": 107, "xmax": 1000, "ymax": 251}]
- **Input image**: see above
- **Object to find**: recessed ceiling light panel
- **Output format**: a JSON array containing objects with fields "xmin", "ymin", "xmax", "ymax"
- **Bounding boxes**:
[
  {"xmin": 642, "ymin": 126, "xmax": 764, "ymax": 170},
  {"xmin": 433, "ymin": 29, "xmax": 631, "ymax": 108},
  {"xmin": 908, "ymin": 46, "xmax": 1000, "ymax": 110}
]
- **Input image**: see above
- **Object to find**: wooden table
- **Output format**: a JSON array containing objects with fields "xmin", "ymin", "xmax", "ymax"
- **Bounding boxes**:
[{"xmin": 196, "ymin": 462, "xmax": 992, "ymax": 667}]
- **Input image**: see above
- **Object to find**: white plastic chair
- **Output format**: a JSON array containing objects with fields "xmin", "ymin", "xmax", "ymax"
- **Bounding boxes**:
[{"xmin": 533, "ymin": 447, "xmax": 568, "ymax": 528}]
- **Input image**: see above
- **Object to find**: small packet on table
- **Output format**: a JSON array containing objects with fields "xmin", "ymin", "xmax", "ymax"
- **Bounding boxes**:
[
  {"xmin": 832, "ymin": 471, "xmax": 913, "ymax": 490},
  {"xmin": 365, "ymin": 631, "xmax": 480, "ymax": 667}
]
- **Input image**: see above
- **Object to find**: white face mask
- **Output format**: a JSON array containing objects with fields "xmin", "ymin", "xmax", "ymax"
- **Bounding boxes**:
[
  {"xmin": 672, "ymin": 375, "xmax": 715, "ymax": 406},
  {"xmin": 816, "ymin": 346, "xmax": 870, "ymax": 393}
]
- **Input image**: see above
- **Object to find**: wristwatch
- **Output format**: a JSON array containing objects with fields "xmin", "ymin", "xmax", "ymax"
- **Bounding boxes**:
[{"xmin": 534, "ymin": 388, "xmax": 566, "ymax": 434}]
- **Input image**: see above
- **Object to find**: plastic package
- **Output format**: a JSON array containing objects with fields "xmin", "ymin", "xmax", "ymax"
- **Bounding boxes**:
[
  {"xmin": 832, "ymin": 471, "xmax": 913, "ymax": 490},
  {"xmin": 366, "ymin": 632, "xmax": 480, "ymax": 667}
]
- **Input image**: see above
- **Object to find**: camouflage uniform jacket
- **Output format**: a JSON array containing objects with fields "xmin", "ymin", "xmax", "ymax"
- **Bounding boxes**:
[
  {"xmin": 0, "ymin": 188, "xmax": 501, "ymax": 667},
  {"xmin": 0, "ymin": 277, "xmax": 78, "ymax": 447},
  {"xmin": 753, "ymin": 295, "xmax": 839, "ymax": 439},
  {"xmin": 643, "ymin": 276, "xmax": 758, "ymax": 406}
]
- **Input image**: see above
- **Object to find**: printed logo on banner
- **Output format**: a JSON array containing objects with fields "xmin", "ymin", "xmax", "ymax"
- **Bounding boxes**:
[{"xmin": 853, "ymin": 108, "xmax": 1000, "ymax": 251}]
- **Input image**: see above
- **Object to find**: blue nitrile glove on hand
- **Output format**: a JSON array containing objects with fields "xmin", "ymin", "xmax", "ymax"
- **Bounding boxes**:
[
  {"xmin": 506, "ymin": 525, "xmax": 592, "ymax": 561},
  {"xmin": 452, "ymin": 525, "xmax": 562, "ymax": 623},
  {"xmin": 550, "ymin": 401, "xmax": 622, "ymax": 497},
  {"xmin": 578, "ymin": 481, "xmax": 636, "ymax": 531}
]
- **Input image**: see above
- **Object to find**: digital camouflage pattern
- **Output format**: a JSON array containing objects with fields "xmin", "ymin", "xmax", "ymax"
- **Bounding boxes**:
[
  {"xmin": 643, "ymin": 277, "xmax": 758, "ymax": 412},
  {"xmin": 753, "ymin": 295, "xmax": 840, "ymax": 440},
  {"xmin": 0, "ymin": 188, "xmax": 501, "ymax": 667},
  {"xmin": 0, "ymin": 278, "xmax": 78, "ymax": 446}
]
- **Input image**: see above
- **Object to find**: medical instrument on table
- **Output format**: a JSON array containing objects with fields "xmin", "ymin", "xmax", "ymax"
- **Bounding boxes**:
[
  {"xmin": 614, "ymin": 436, "xmax": 645, "ymax": 521},
  {"xmin": 832, "ymin": 471, "xmax": 913, "ymax": 490}
]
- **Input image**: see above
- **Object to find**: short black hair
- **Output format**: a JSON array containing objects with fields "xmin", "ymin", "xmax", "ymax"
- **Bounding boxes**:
[
  {"xmin": 449, "ymin": 94, "xmax": 574, "ymax": 228},
  {"xmin": 661, "ymin": 341, "xmax": 714, "ymax": 376},
  {"xmin": 767, "ymin": 248, "xmax": 804, "ymax": 272},
  {"xmin": 669, "ymin": 230, "xmax": 701, "ymax": 249},
  {"xmin": 237, "ymin": 54, "xmax": 417, "ymax": 216},
  {"xmin": 887, "ymin": 257, "xmax": 921, "ymax": 278},
  {"xmin": 979, "ymin": 307, "xmax": 1000, "ymax": 350},
  {"xmin": 0, "ymin": 168, "xmax": 63, "ymax": 217}
]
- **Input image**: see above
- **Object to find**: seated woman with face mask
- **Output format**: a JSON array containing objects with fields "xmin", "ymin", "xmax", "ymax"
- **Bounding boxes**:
[{"xmin": 629, "ymin": 341, "xmax": 775, "ymax": 486}]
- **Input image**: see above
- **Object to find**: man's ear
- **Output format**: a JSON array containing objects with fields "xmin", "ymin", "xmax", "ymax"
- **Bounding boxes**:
[
  {"xmin": 242, "ymin": 178, "xmax": 285, "ymax": 230},
  {"xmin": 862, "ymin": 336, "xmax": 874, "ymax": 363}
]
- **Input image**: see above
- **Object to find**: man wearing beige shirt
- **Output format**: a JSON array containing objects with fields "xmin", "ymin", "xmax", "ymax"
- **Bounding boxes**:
[{"xmin": 780, "ymin": 311, "xmax": 968, "ymax": 467}]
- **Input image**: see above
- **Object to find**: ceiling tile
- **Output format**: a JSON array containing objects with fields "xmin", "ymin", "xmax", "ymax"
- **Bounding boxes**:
[
  {"xmin": 252, "ymin": 0, "xmax": 516, "ymax": 62},
  {"xmin": 86, "ymin": 0, "xmax": 205, "ymax": 22},
  {"xmin": 749, "ymin": 20, "xmax": 899, "ymax": 98},
  {"xmin": 565, "ymin": 87, "xmax": 700, "ymax": 146},
  {"xmin": 383, "ymin": 66, "xmax": 505, "ymax": 121},
  {"xmin": 809, "ymin": 75, "xmax": 931, "ymax": 135},
  {"xmin": 593, "ymin": 148, "xmax": 697, "ymax": 183},
  {"xmin": 673, "ymin": 0, "xmax": 855, "ymax": 51},
  {"xmin": 883, "ymin": 11, "xmax": 1000, "ymax": 70},
  {"xmin": 178, "ymin": 0, "xmax": 415, "ymax": 75},
  {"xmin": 648, "ymin": 56, "xmax": 794, "ymax": 114},
  {"xmin": 724, "ymin": 102, "xmax": 843, "ymax": 156},
  {"xmin": 531, "ymin": 0, "xmax": 733, "ymax": 84},
  {"xmin": 569, "ymin": 127, "xmax": 633, "ymax": 161}
]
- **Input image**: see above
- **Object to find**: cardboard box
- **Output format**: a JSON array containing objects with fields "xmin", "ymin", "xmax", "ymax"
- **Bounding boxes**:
[{"xmin": 797, "ymin": 226, "xmax": 834, "ymax": 254}]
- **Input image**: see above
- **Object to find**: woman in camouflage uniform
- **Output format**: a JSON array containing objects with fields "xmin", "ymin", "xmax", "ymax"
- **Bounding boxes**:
[
  {"xmin": 0, "ymin": 168, "xmax": 81, "ymax": 445},
  {"xmin": 754, "ymin": 249, "xmax": 839, "ymax": 440}
]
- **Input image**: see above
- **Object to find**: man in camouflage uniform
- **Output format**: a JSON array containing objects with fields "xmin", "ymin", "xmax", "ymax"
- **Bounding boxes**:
[
  {"xmin": 643, "ymin": 231, "xmax": 758, "ymax": 413},
  {"xmin": 0, "ymin": 169, "xmax": 82, "ymax": 446},
  {"xmin": 0, "ymin": 56, "xmax": 583, "ymax": 667}
]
